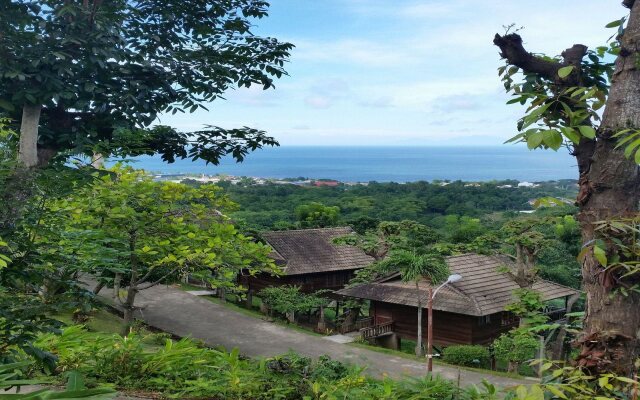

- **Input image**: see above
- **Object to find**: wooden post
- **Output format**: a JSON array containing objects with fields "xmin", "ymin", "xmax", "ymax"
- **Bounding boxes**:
[
  {"xmin": 317, "ymin": 305, "xmax": 326, "ymax": 332},
  {"xmin": 537, "ymin": 335, "xmax": 545, "ymax": 379},
  {"xmin": 427, "ymin": 286, "xmax": 434, "ymax": 373},
  {"xmin": 246, "ymin": 289, "xmax": 253, "ymax": 309}
]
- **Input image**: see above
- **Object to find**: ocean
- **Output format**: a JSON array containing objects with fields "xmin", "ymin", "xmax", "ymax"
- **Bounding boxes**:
[{"xmin": 108, "ymin": 146, "xmax": 578, "ymax": 183}]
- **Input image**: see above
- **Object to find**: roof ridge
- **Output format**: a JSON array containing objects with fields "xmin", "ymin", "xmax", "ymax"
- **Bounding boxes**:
[
  {"xmin": 447, "ymin": 283, "xmax": 484, "ymax": 315},
  {"xmin": 533, "ymin": 278, "xmax": 581, "ymax": 293},
  {"xmin": 262, "ymin": 226, "xmax": 354, "ymax": 234}
]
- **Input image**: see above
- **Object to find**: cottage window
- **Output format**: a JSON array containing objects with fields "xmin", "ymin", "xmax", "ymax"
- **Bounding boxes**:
[{"xmin": 478, "ymin": 315, "xmax": 491, "ymax": 326}]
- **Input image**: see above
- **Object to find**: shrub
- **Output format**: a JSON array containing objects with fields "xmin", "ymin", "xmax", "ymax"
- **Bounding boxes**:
[
  {"xmin": 492, "ymin": 332, "xmax": 539, "ymax": 373},
  {"xmin": 493, "ymin": 333, "xmax": 538, "ymax": 364},
  {"xmin": 442, "ymin": 345, "xmax": 490, "ymax": 367}
]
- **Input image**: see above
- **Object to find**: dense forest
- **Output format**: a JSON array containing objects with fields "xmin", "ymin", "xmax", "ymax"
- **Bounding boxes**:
[{"xmin": 219, "ymin": 179, "xmax": 577, "ymax": 229}]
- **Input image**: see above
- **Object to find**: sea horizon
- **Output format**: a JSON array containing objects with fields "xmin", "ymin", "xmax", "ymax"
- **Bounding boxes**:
[{"xmin": 107, "ymin": 145, "xmax": 579, "ymax": 183}]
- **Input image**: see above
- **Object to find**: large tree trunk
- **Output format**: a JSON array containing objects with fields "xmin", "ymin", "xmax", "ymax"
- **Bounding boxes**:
[
  {"xmin": 494, "ymin": 1, "xmax": 640, "ymax": 375},
  {"xmin": 18, "ymin": 104, "xmax": 42, "ymax": 168},
  {"xmin": 576, "ymin": 1, "xmax": 640, "ymax": 375}
]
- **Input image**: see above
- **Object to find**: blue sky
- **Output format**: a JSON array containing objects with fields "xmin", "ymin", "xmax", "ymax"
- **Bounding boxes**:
[{"xmin": 162, "ymin": 1, "xmax": 622, "ymax": 146}]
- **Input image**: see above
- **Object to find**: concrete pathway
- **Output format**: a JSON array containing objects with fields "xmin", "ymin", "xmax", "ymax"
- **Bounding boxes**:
[{"xmin": 92, "ymin": 283, "xmax": 528, "ymax": 388}]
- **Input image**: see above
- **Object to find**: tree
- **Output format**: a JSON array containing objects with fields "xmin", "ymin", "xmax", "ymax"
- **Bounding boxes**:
[
  {"xmin": 0, "ymin": 0, "xmax": 292, "ymax": 167},
  {"xmin": 295, "ymin": 202, "xmax": 340, "ymax": 228},
  {"xmin": 500, "ymin": 219, "xmax": 548, "ymax": 288},
  {"xmin": 334, "ymin": 220, "xmax": 441, "ymax": 262},
  {"xmin": 55, "ymin": 166, "xmax": 277, "ymax": 334},
  {"xmin": 377, "ymin": 250, "xmax": 448, "ymax": 356},
  {"xmin": 258, "ymin": 286, "xmax": 329, "ymax": 329},
  {"xmin": 494, "ymin": 2, "xmax": 640, "ymax": 375}
]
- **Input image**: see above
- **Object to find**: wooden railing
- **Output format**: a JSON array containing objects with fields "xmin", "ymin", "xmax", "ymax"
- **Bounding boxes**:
[
  {"xmin": 360, "ymin": 321, "xmax": 394, "ymax": 340},
  {"xmin": 338, "ymin": 317, "xmax": 373, "ymax": 334},
  {"xmin": 544, "ymin": 307, "xmax": 567, "ymax": 321}
]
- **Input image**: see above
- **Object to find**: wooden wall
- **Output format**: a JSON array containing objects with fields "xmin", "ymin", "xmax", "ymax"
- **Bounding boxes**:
[
  {"xmin": 471, "ymin": 311, "xmax": 518, "ymax": 344},
  {"xmin": 369, "ymin": 301, "xmax": 517, "ymax": 346},
  {"xmin": 239, "ymin": 270, "xmax": 356, "ymax": 294}
]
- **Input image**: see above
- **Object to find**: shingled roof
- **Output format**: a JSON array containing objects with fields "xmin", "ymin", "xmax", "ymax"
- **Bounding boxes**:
[
  {"xmin": 337, "ymin": 253, "xmax": 580, "ymax": 316},
  {"xmin": 261, "ymin": 227, "xmax": 375, "ymax": 276}
]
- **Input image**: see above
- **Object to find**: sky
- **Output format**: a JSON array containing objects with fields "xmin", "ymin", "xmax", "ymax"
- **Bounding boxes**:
[{"xmin": 161, "ymin": 1, "xmax": 623, "ymax": 146}]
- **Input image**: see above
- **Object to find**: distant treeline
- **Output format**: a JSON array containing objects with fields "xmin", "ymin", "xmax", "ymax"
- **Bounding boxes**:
[{"xmin": 215, "ymin": 179, "xmax": 577, "ymax": 230}]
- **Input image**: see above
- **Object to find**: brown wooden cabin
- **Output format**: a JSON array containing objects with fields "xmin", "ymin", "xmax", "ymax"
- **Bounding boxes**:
[
  {"xmin": 238, "ymin": 227, "xmax": 374, "ymax": 296},
  {"xmin": 337, "ymin": 253, "xmax": 580, "ymax": 348}
]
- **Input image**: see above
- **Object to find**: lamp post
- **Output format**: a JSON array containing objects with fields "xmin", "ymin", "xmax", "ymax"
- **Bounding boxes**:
[{"xmin": 427, "ymin": 273, "xmax": 462, "ymax": 373}]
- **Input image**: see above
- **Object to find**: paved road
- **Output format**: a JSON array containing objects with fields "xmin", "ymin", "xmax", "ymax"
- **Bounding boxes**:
[{"xmin": 92, "ymin": 282, "xmax": 527, "ymax": 389}]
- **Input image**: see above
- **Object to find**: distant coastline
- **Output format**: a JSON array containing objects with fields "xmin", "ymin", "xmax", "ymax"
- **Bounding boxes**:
[{"xmin": 108, "ymin": 145, "xmax": 578, "ymax": 183}]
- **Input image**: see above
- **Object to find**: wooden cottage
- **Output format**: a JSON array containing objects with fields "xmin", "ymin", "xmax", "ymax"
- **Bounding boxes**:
[
  {"xmin": 337, "ymin": 253, "xmax": 580, "ymax": 348},
  {"xmin": 239, "ymin": 227, "xmax": 375, "ymax": 295}
]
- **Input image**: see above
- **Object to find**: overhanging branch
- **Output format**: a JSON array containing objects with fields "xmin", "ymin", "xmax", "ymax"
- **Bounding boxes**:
[
  {"xmin": 493, "ymin": 33, "xmax": 587, "ymax": 83},
  {"xmin": 493, "ymin": 34, "xmax": 561, "ymax": 80}
]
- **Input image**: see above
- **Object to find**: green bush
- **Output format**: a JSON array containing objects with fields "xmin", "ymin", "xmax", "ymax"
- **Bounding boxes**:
[
  {"xmin": 32, "ymin": 326, "xmax": 506, "ymax": 399},
  {"xmin": 442, "ymin": 345, "xmax": 490, "ymax": 367},
  {"xmin": 25, "ymin": 325, "xmax": 640, "ymax": 399},
  {"xmin": 492, "ymin": 333, "xmax": 538, "ymax": 364}
]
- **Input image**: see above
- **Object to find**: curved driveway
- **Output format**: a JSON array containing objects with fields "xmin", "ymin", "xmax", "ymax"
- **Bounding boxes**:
[{"xmin": 94, "ymin": 283, "xmax": 527, "ymax": 388}]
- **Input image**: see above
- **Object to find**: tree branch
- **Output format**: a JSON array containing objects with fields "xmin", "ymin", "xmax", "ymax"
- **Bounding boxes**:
[
  {"xmin": 493, "ymin": 33, "xmax": 587, "ymax": 83},
  {"xmin": 494, "ymin": 32, "xmax": 595, "ymax": 203},
  {"xmin": 137, "ymin": 266, "xmax": 182, "ymax": 290},
  {"xmin": 493, "ymin": 34, "xmax": 561, "ymax": 80}
]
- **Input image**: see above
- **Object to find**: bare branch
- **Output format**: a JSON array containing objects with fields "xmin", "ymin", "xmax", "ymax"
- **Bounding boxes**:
[
  {"xmin": 137, "ymin": 266, "xmax": 181, "ymax": 290},
  {"xmin": 493, "ymin": 33, "xmax": 587, "ymax": 83},
  {"xmin": 493, "ymin": 33, "xmax": 561, "ymax": 80}
]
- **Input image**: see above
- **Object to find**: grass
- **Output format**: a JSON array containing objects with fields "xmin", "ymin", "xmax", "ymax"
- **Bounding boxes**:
[
  {"xmin": 348, "ymin": 341, "xmax": 527, "ymax": 380},
  {"xmin": 52, "ymin": 309, "xmax": 153, "ymax": 336},
  {"xmin": 179, "ymin": 282, "xmax": 209, "ymax": 292},
  {"xmin": 202, "ymin": 295, "xmax": 326, "ymax": 337}
]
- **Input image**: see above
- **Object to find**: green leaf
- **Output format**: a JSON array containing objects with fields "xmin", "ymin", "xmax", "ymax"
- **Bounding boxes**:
[
  {"xmin": 65, "ymin": 370, "xmax": 86, "ymax": 391},
  {"xmin": 527, "ymin": 131, "xmax": 544, "ymax": 149},
  {"xmin": 605, "ymin": 19, "xmax": 622, "ymax": 28},
  {"xmin": 542, "ymin": 129, "xmax": 563, "ymax": 150},
  {"xmin": 557, "ymin": 66, "xmax": 574, "ymax": 78},
  {"xmin": 635, "ymin": 149, "xmax": 640, "ymax": 165},
  {"xmin": 545, "ymin": 385, "xmax": 568, "ymax": 399},
  {"xmin": 593, "ymin": 246, "xmax": 607, "ymax": 267},
  {"xmin": 578, "ymin": 126, "xmax": 597, "ymax": 139},
  {"xmin": 560, "ymin": 127, "xmax": 580, "ymax": 144},
  {"xmin": 616, "ymin": 376, "xmax": 639, "ymax": 384}
]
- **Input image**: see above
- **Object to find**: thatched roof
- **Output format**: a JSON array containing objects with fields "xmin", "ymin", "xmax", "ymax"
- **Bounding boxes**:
[
  {"xmin": 261, "ymin": 227, "xmax": 375, "ymax": 276},
  {"xmin": 337, "ymin": 253, "xmax": 580, "ymax": 317}
]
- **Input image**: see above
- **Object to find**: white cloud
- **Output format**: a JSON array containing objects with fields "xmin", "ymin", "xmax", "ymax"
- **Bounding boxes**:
[
  {"xmin": 304, "ymin": 95, "xmax": 333, "ymax": 109},
  {"xmin": 160, "ymin": 0, "xmax": 627, "ymax": 145},
  {"xmin": 293, "ymin": 38, "xmax": 421, "ymax": 67}
]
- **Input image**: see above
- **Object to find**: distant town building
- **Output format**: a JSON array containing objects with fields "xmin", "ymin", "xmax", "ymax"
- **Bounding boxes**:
[
  {"xmin": 312, "ymin": 180, "xmax": 340, "ymax": 187},
  {"xmin": 518, "ymin": 181, "xmax": 540, "ymax": 188}
]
